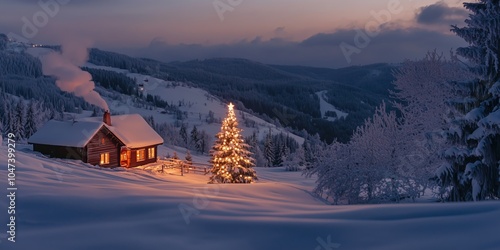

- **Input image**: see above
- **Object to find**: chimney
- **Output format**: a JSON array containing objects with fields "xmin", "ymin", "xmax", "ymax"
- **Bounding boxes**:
[{"xmin": 103, "ymin": 110, "xmax": 112, "ymax": 126}]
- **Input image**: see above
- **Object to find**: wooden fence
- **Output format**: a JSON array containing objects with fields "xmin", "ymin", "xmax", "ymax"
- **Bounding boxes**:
[{"xmin": 158, "ymin": 158, "xmax": 212, "ymax": 176}]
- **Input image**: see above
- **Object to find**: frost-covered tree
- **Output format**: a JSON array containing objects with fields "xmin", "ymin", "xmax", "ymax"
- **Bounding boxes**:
[
  {"xmin": 392, "ymin": 51, "xmax": 475, "ymax": 195},
  {"xmin": 273, "ymin": 135, "xmax": 286, "ymax": 167},
  {"xmin": 6, "ymin": 110, "xmax": 15, "ymax": 139},
  {"xmin": 246, "ymin": 131, "xmax": 266, "ymax": 168},
  {"xmin": 209, "ymin": 103, "xmax": 257, "ymax": 184},
  {"xmin": 302, "ymin": 134, "xmax": 324, "ymax": 169},
  {"xmin": 308, "ymin": 103, "xmax": 421, "ymax": 204},
  {"xmin": 393, "ymin": 51, "xmax": 474, "ymax": 133},
  {"xmin": 179, "ymin": 123, "xmax": 188, "ymax": 147},
  {"xmin": 437, "ymin": 1, "xmax": 500, "ymax": 201},
  {"xmin": 0, "ymin": 97, "xmax": 9, "ymax": 135},
  {"xmin": 14, "ymin": 99, "xmax": 25, "ymax": 139},
  {"xmin": 0, "ymin": 33, "xmax": 7, "ymax": 50},
  {"xmin": 253, "ymin": 144, "xmax": 267, "ymax": 168},
  {"xmin": 190, "ymin": 125, "xmax": 200, "ymax": 151},
  {"xmin": 171, "ymin": 152, "xmax": 179, "ymax": 160},
  {"xmin": 283, "ymin": 146, "xmax": 304, "ymax": 171},
  {"xmin": 185, "ymin": 150, "xmax": 193, "ymax": 165},
  {"xmin": 197, "ymin": 130, "xmax": 211, "ymax": 154},
  {"xmin": 25, "ymin": 100, "xmax": 42, "ymax": 139},
  {"xmin": 264, "ymin": 130, "xmax": 274, "ymax": 167},
  {"xmin": 311, "ymin": 51, "xmax": 476, "ymax": 204}
]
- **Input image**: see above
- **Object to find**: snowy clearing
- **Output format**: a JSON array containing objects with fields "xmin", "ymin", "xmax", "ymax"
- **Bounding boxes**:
[
  {"xmin": 316, "ymin": 90, "xmax": 348, "ymax": 121},
  {"xmin": 1, "ymin": 143, "xmax": 499, "ymax": 250}
]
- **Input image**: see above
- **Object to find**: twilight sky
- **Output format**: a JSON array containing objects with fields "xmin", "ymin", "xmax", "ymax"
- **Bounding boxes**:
[{"xmin": 1, "ymin": 0, "xmax": 470, "ymax": 68}]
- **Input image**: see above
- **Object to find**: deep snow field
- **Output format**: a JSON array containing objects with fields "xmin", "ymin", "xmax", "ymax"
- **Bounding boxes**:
[{"xmin": 0, "ymin": 142, "xmax": 499, "ymax": 250}]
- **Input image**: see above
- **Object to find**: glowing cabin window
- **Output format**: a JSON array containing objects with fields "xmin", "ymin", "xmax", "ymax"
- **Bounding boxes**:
[
  {"xmin": 148, "ymin": 147, "xmax": 155, "ymax": 159},
  {"xmin": 100, "ymin": 153, "xmax": 110, "ymax": 165},
  {"xmin": 137, "ymin": 149, "xmax": 146, "ymax": 162}
]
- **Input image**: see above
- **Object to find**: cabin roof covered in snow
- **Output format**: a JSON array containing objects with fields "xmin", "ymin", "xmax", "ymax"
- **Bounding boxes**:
[
  {"xmin": 27, "ymin": 120, "xmax": 103, "ymax": 148},
  {"xmin": 83, "ymin": 114, "xmax": 164, "ymax": 148},
  {"xmin": 28, "ymin": 114, "xmax": 163, "ymax": 148}
]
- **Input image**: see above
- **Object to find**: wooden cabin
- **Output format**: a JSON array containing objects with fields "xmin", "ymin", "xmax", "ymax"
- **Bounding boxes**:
[{"xmin": 28, "ymin": 111, "xmax": 164, "ymax": 168}]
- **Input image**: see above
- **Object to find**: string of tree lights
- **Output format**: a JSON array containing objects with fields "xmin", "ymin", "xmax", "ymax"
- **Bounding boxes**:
[{"xmin": 209, "ymin": 103, "xmax": 257, "ymax": 184}]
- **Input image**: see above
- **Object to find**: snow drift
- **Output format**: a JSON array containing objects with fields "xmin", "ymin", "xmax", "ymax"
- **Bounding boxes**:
[{"xmin": 0, "ymin": 143, "xmax": 499, "ymax": 249}]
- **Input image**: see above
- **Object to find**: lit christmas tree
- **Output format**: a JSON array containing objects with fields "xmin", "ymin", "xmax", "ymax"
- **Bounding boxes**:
[{"xmin": 209, "ymin": 103, "xmax": 257, "ymax": 183}]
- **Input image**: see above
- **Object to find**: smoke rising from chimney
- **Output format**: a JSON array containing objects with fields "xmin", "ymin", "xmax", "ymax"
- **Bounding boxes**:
[{"xmin": 41, "ymin": 38, "xmax": 109, "ymax": 111}]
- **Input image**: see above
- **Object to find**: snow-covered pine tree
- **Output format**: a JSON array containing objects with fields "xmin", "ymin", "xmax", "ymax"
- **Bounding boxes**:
[
  {"xmin": 0, "ymin": 97, "xmax": 9, "ymax": 135},
  {"xmin": 302, "ymin": 140, "xmax": 311, "ymax": 168},
  {"xmin": 4, "ymin": 102, "xmax": 14, "ymax": 137},
  {"xmin": 91, "ymin": 108, "xmax": 98, "ymax": 117},
  {"xmin": 190, "ymin": 125, "xmax": 200, "ymax": 151},
  {"xmin": 25, "ymin": 100, "xmax": 39, "ymax": 138},
  {"xmin": 14, "ymin": 99, "xmax": 25, "ymax": 139},
  {"xmin": 179, "ymin": 123, "xmax": 188, "ymax": 147},
  {"xmin": 282, "ymin": 147, "xmax": 301, "ymax": 171},
  {"xmin": 253, "ymin": 144, "xmax": 267, "ymax": 168},
  {"xmin": 209, "ymin": 103, "xmax": 257, "ymax": 184},
  {"xmin": 273, "ymin": 135, "xmax": 285, "ymax": 167},
  {"xmin": 246, "ymin": 131, "xmax": 267, "ymax": 168},
  {"xmin": 283, "ymin": 145, "xmax": 306, "ymax": 171},
  {"xmin": 264, "ymin": 129, "xmax": 275, "ymax": 167},
  {"xmin": 246, "ymin": 131, "xmax": 258, "ymax": 151},
  {"xmin": 197, "ymin": 130, "xmax": 211, "ymax": 154},
  {"xmin": 301, "ymin": 134, "xmax": 325, "ymax": 169},
  {"xmin": 172, "ymin": 152, "xmax": 179, "ymax": 160},
  {"xmin": 185, "ymin": 150, "xmax": 193, "ymax": 165},
  {"xmin": 437, "ymin": 0, "xmax": 500, "ymax": 201}
]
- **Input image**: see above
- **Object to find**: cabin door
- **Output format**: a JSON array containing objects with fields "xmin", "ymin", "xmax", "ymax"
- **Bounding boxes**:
[{"xmin": 120, "ymin": 148, "xmax": 131, "ymax": 168}]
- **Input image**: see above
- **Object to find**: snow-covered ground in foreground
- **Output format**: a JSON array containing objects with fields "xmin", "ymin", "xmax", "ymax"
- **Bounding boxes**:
[
  {"xmin": 1, "ymin": 143, "xmax": 500, "ymax": 250},
  {"xmin": 316, "ymin": 90, "xmax": 348, "ymax": 121}
]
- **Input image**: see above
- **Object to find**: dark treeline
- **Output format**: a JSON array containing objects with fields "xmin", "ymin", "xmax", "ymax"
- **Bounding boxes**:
[
  {"xmin": 0, "ymin": 75, "xmax": 91, "ymax": 113},
  {"xmin": 88, "ymin": 48, "xmax": 157, "ymax": 75},
  {"xmin": 83, "ymin": 67, "xmax": 138, "ymax": 96},
  {"xmin": 0, "ymin": 51, "xmax": 42, "ymax": 78}
]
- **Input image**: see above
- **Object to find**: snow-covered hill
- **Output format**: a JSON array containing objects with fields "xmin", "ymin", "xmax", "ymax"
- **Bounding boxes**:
[
  {"xmin": 25, "ymin": 46, "xmax": 303, "ymax": 144},
  {"xmin": 83, "ymin": 61, "xmax": 304, "ymax": 144},
  {"xmin": 1, "ymin": 143, "xmax": 500, "ymax": 250}
]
